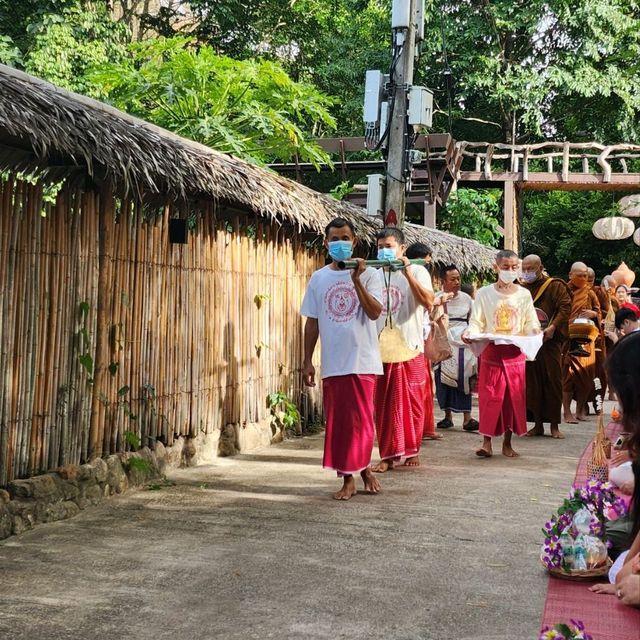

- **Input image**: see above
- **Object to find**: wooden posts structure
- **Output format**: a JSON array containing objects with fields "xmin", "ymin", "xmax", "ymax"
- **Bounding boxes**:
[
  {"xmin": 456, "ymin": 141, "xmax": 640, "ymax": 251},
  {"xmin": 272, "ymin": 138, "xmax": 640, "ymax": 252}
]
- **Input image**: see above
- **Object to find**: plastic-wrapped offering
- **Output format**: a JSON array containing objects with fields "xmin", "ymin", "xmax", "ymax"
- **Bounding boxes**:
[
  {"xmin": 573, "ymin": 534, "xmax": 608, "ymax": 570},
  {"xmin": 559, "ymin": 531, "xmax": 575, "ymax": 570},
  {"xmin": 573, "ymin": 507, "xmax": 593, "ymax": 536},
  {"xmin": 573, "ymin": 536, "xmax": 588, "ymax": 571}
]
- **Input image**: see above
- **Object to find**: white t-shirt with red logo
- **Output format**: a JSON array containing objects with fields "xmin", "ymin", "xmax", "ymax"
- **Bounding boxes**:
[
  {"xmin": 300, "ymin": 266, "xmax": 384, "ymax": 379},
  {"xmin": 376, "ymin": 264, "xmax": 433, "ymax": 352}
]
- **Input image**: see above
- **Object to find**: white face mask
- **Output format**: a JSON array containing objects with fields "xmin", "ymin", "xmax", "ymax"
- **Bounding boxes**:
[{"xmin": 498, "ymin": 270, "xmax": 518, "ymax": 284}]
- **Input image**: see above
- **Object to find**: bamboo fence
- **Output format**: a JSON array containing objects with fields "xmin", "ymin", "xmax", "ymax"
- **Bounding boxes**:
[{"xmin": 0, "ymin": 178, "xmax": 323, "ymax": 484}]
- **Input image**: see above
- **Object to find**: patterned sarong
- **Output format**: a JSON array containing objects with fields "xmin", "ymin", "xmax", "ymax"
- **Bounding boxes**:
[
  {"xmin": 478, "ymin": 343, "xmax": 527, "ymax": 437},
  {"xmin": 322, "ymin": 374, "xmax": 377, "ymax": 475},
  {"xmin": 374, "ymin": 354, "xmax": 426, "ymax": 460}
]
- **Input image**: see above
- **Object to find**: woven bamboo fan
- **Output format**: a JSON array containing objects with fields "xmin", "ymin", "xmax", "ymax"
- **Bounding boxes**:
[
  {"xmin": 587, "ymin": 414, "xmax": 609, "ymax": 482},
  {"xmin": 604, "ymin": 304, "xmax": 616, "ymax": 334}
]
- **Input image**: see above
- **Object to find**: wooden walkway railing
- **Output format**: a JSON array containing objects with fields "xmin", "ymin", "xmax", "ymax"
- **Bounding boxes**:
[{"xmin": 455, "ymin": 141, "xmax": 640, "ymax": 187}]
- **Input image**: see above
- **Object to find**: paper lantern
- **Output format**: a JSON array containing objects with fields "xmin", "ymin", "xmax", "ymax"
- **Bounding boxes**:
[
  {"xmin": 592, "ymin": 217, "xmax": 634, "ymax": 240},
  {"xmin": 634, "ymin": 228, "xmax": 640, "ymax": 247},
  {"xmin": 619, "ymin": 194, "xmax": 640, "ymax": 217},
  {"xmin": 612, "ymin": 262, "xmax": 635, "ymax": 287}
]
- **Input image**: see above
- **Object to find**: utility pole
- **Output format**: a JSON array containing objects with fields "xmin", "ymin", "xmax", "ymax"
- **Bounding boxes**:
[
  {"xmin": 363, "ymin": 1, "xmax": 431, "ymax": 229},
  {"xmin": 384, "ymin": 0, "xmax": 417, "ymax": 230}
]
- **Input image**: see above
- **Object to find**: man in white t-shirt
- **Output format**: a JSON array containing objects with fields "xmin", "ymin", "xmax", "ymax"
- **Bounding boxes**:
[
  {"xmin": 301, "ymin": 217, "xmax": 384, "ymax": 500},
  {"xmin": 372, "ymin": 228, "xmax": 434, "ymax": 472},
  {"xmin": 462, "ymin": 250, "xmax": 541, "ymax": 458}
]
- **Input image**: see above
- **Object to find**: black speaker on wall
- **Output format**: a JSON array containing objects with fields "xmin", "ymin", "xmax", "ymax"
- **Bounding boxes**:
[{"xmin": 169, "ymin": 218, "xmax": 188, "ymax": 244}]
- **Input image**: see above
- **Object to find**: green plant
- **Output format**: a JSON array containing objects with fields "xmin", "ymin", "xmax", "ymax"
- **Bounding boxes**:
[
  {"xmin": 123, "ymin": 430, "xmax": 141, "ymax": 450},
  {"xmin": 76, "ymin": 301, "xmax": 94, "ymax": 384},
  {"xmin": 89, "ymin": 36, "xmax": 336, "ymax": 167},
  {"xmin": 126, "ymin": 456, "xmax": 150, "ymax": 474},
  {"xmin": 329, "ymin": 181, "xmax": 353, "ymax": 201},
  {"xmin": 253, "ymin": 293, "xmax": 270, "ymax": 309},
  {"xmin": 266, "ymin": 391, "xmax": 301, "ymax": 436},
  {"xmin": 440, "ymin": 189, "xmax": 502, "ymax": 247}
]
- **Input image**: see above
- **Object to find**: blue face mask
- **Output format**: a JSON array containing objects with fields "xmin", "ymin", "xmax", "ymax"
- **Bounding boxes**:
[
  {"xmin": 377, "ymin": 247, "xmax": 397, "ymax": 261},
  {"xmin": 327, "ymin": 240, "xmax": 353, "ymax": 261},
  {"xmin": 520, "ymin": 271, "xmax": 538, "ymax": 284}
]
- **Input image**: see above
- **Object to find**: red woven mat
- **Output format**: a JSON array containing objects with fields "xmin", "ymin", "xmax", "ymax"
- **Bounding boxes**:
[{"xmin": 540, "ymin": 422, "xmax": 640, "ymax": 639}]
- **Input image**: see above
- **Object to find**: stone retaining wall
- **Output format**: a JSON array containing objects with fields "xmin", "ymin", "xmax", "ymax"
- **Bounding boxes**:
[
  {"xmin": 0, "ymin": 418, "xmax": 278, "ymax": 541},
  {"xmin": 0, "ymin": 447, "xmax": 163, "ymax": 541}
]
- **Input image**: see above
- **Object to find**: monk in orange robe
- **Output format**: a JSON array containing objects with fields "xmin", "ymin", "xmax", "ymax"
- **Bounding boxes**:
[
  {"xmin": 521, "ymin": 255, "xmax": 571, "ymax": 438},
  {"xmin": 562, "ymin": 262, "xmax": 601, "ymax": 423},
  {"xmin": 588, "ymin": 268, "xmax": 610, "ymax": 402}
]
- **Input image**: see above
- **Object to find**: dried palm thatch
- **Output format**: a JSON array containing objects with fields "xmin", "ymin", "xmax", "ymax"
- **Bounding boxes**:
[{"xmin": 0, "ymin": 64, "xmax": 495, "ymax": 272}]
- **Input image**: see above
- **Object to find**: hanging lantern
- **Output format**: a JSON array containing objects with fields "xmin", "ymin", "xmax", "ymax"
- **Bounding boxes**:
[
  {"xmin": 634, "ymin": 228, "xmax": 640, "ymax": 247},
  {"xmin": 619, "ymin": 194, "xmax": 640, "ymax": 217},
  {"xmin": 592, "ymin": 217, "xmax": 634, "ymax": 240}
]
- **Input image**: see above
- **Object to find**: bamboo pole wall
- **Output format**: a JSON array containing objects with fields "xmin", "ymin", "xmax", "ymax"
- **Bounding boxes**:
[{"xmin": 0, "ymin": 178, "xmax": 323, "ymax": 484}]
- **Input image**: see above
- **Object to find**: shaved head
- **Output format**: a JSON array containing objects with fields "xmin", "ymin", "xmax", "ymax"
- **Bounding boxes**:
[
  {"xmin": 587, "ymin": 267, "xmax": 596, "ymax": 283},
  {"xmin": 570, "ymin": 262, "xmax": 588, "ymax": 274},
  {"xmin": 569, "ymin": 262, "xmax": 589, "ymax": 288},
  {"xmin": 522, "ymin": 254, "xmax": 542, "ymax": 270}
]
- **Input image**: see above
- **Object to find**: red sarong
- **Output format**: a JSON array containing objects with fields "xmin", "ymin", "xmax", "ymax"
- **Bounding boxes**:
[
  {"xmin": 374, "ymin": 354, "xmax": 426, "ymax": 460},
  {"xmin": 422, "ymin": 354, "xmax": 436, "ymax": 436},
  {"xmin": 478, "ymin": 343, "xmax": 527, "ymax": 438},
  {"xmin": 322, "ymin": 374, "xmax": 377, "ymax": 475}
]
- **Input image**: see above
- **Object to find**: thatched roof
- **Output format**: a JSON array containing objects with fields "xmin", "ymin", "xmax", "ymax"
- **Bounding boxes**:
[{"xmin": 0, "ymin": 64, "xmax": 495, "ymax": 272}]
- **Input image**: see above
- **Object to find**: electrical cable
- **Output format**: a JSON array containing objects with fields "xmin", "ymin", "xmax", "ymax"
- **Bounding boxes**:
[
  {"xmin": 439, "ymin": 14, "xmax": 454, "ymax": 135},
  {"xmin": 369, "ymin": 38, "xmax": 403, "ymax": 152}
]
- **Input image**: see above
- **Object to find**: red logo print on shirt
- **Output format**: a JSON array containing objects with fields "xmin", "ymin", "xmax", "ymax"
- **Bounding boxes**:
[
  {"xmin": 324, "ymin": 282, "xmax": 358, "ymax": 323},
  {"xmin": 380, "ymin": 284, "xmax": 402, "ymax": 317}
]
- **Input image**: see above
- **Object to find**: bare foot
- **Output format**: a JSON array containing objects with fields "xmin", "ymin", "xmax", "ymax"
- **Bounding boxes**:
[
  {"xmin": 422, "ymin": 433, "xmax": 444, "ymax": 440},
  {"xmin": 475, "ymin": 447, "xmax": 492, "ymax": 458},
  {"xmin": 550, "ymin": 427, "xmax": 565, "ymax": 439},
  {"xmin": 333, "ymin": 476, "xmax": 357, "ymax": 501},
  {"xmin": 589, "ymin": 583, "xmax": 616, "ymax": 595},
  {"xmin": 502, "ymin": 445, "xmax": 520, "ymax": 458},
  {"xmin": 576, "ymin": 414, "xmax": 589, "ymax": 422},
  {"xmin": 403, "ymin": 456, "xmax": 420, "ymax": 467},
  {"xmin": 360, "ymin": 467, "xmax": 381, "ymax": 494},
  {"xmin": 526, "ymin": 426, "xmax": 544, "ymax": 437},
  {"xmin": 563, "ymin": 413, "xmax": 578, "ymax": 424},
  {"xmin": 371, "ymin": 460, "xmax": 394, "ymax": 473}
]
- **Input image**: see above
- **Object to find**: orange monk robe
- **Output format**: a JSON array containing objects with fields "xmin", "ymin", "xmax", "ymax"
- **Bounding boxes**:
[
  {"xmin": 523, "ymin": 277, "xmax": 572, "ymax": 425},
  {"xmin": 591, "ymin": 285, "xmax": 610, "ymax": 399},
  {"xmin": 562, "ymin": 284, "xmax": 601, "ymax": 407}
]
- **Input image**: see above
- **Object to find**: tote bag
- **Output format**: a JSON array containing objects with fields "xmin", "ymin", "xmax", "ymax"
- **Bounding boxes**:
[{"xmin": 424, "ymin": 304, "xmax": 452, "ymax": 363}]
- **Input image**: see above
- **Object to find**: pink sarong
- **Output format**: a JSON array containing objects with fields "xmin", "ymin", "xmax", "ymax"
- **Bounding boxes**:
[
  {"xmin": 322, "ymin": 374, "xmax": 377, "ymax": 475},
  {"xmin": 375, "ymin": 354, "xmax": 426, "ymax": 460},
  {"xmin": 422, "ymin": 354, "xmax": 436, "ymax": 436},
  {"xmin": 478, "ymin": 343, "xmax": 527, "ymax": 438}
]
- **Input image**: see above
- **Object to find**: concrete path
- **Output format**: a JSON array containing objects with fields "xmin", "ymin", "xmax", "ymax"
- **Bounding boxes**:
[{"xmin": 0, "ymin": 415, "xmax": 597, "ymax": 640}]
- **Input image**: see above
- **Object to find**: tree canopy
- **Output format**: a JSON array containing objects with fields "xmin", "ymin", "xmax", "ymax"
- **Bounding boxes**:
[
  {"xmin": 2, "ymin": 0, "xmax": 640, "ymax": 259},
  {"xmin": 89, "ymin": 37, "xmax": 336, "ymax": 167}
]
